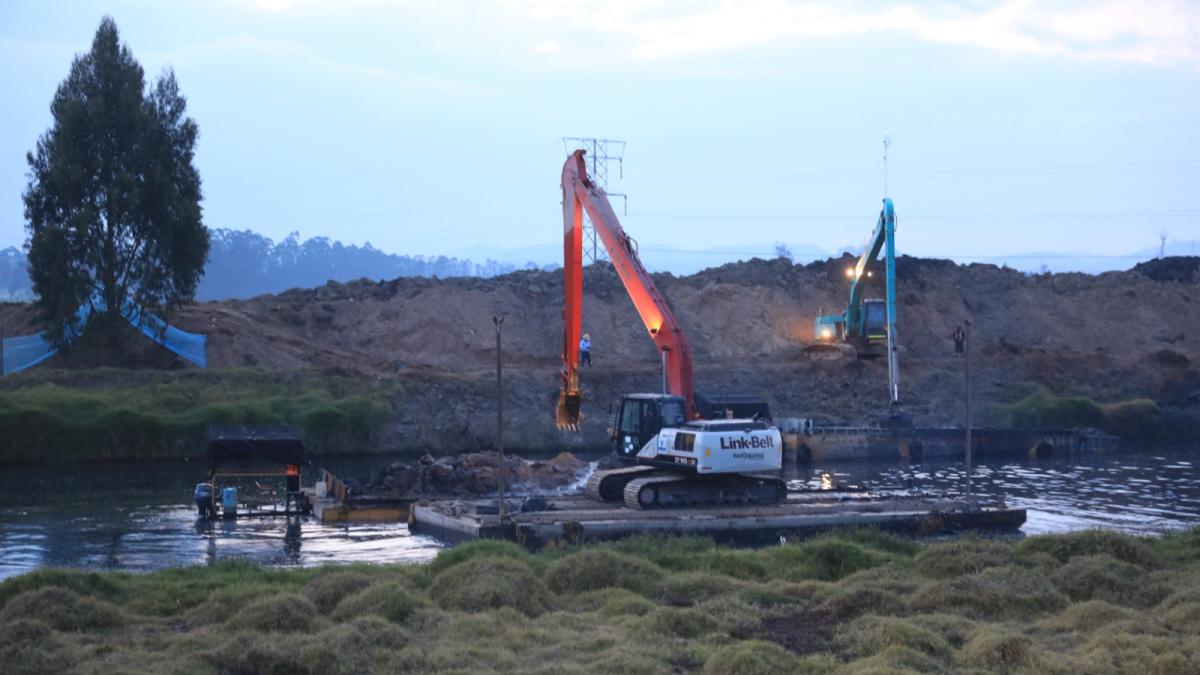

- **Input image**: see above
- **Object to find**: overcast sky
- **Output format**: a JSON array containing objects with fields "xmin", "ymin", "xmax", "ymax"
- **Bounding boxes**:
[{"xmin": 1, "ymin": 0, "xmax": 1198, "ymax": 269}]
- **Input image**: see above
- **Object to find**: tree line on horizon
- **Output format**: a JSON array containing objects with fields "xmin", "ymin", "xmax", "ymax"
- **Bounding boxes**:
[{"xmin": 0, "ymin": 229, "xmax": 536, "ymax": 303}]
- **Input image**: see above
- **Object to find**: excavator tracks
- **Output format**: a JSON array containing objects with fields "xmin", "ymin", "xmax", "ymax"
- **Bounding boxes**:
[
  {"xmin": 585, "ymin": 465, "xmax": 660, "ymax": 502},
  {"xmin": 622, "ymin": 474, "xmax": 787, "ymax": 510}
]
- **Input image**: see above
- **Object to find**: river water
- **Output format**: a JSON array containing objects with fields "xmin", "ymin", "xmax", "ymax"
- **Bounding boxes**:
[{"xmin": 1, "ymin": 448, "xmax": 1197, "ymax": 581}]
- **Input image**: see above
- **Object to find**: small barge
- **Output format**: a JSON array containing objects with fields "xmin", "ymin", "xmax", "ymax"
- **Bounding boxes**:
[
  {"xmin": 410, "ymin": 490, "xmax": 1026, "ymax": 549},
  {"xmin": 305, "ymin": 469, "xmax": 415, "ymax": 523},
  {"xmin": 193, "ymin": 426, "xmax": 312, "ymax": 519}
]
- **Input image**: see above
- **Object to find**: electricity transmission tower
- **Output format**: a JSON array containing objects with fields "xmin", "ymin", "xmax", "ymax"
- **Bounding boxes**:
[{"xmin": 563, "ymin": 137, "xmax": 626, "ymax": 263}]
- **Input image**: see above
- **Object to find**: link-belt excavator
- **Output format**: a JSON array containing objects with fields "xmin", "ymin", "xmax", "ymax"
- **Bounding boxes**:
[{"xmin": 555, "ymin": 149, "xmax": 786, "ymax": 509}]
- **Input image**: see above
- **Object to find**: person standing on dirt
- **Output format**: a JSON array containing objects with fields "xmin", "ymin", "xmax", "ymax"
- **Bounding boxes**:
[
  {"xmin": 953, "ymin": 325, "xmax": 965, "ymax": 355},
  {"xmin": 580, "ymin": 333, "xmax": 592, "ymax": 366}
]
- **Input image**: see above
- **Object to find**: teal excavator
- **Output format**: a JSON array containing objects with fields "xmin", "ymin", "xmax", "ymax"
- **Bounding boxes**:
[{"xmin": 813, "ymin": 198, "xmax": 909, "ymax": 427}]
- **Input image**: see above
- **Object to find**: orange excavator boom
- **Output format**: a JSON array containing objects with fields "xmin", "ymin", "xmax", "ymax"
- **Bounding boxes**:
[{"xmin": 557, "ymin": 149, "xmax": 698, "ymax": 429}]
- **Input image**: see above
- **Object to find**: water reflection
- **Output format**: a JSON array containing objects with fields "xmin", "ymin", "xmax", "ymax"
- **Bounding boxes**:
[
  {"xmin": 1, "ymin": 448, "xmax": 1197, "ymax": 580},
  {"xmin": 0, "ymin": 456, "xmax": 443, "ymax": 581},
  {"xmin": 791, "ymin": 449, "xmax": 1200, "ymax": 535}
]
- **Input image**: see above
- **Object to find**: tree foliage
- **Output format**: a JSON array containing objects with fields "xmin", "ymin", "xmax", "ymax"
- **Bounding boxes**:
[{"xmin": 23, "ymin": 17, "xmax": 208, "ymax": 344}]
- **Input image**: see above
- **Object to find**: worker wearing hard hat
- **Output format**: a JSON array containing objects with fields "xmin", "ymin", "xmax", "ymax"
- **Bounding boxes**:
[{"xmin": 580, "ymin": 333, "xmax": 592, "ymax": 366}]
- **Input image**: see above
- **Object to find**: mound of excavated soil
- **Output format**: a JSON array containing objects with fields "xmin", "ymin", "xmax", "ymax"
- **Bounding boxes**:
[
  {"xmin": 2, "ymin": 256, "xmax": 1197, "ymax": 450},
  {"xmin": 368, "ymin": 451, "xmax": 589, "ymax": 498}
]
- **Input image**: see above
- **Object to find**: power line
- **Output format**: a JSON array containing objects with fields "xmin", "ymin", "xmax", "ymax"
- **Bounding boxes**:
[
  {"xmin": 633, "ymin": 159, "xmax": 1200, "ymax": 183},
  {"xmin": 563, "ymin": 137, "xmax": 626, "ymax": 264},
  {"xmin": 627, "ymin": 208, "xmax": 1200, "ymax": 222},
  {"xmin": 634, "ymin": 247, "xmax": 1175, "ymax": 261}
]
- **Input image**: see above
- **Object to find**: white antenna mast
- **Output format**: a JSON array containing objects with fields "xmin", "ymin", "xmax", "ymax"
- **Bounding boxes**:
[{"xmin": 883, "ymin": 133, "xmax": 892, "ymax": 198}]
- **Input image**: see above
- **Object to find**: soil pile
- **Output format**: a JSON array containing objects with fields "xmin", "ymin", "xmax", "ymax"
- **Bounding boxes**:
[{"xmin": 368, "ymin": 451, "xmax": 590, "ymax": 498}]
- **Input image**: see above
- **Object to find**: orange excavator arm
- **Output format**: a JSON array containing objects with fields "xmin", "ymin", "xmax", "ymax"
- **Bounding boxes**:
[{"xmin": 557, "ymin": 149, "xmax": 698, "ymax": 429}]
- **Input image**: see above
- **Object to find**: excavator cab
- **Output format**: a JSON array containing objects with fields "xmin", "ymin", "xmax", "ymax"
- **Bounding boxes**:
[
  {"xmin": 610, "ymin": 394, "xmax": 687, "ymax": 459},
  {"xmin": 862, "ymin": 298, "xmax": 887, "ymax": 342}
]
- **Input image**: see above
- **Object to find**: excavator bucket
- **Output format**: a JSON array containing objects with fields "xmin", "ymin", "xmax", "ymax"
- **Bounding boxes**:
[{"xmin": 556, "ymin": 389, "xmax": 582, "ymax": 431}]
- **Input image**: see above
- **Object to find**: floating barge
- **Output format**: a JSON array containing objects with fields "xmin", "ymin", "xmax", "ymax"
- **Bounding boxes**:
[
  {"xmin": 305, "ymin": 469, "xmax": 415, "ymax": 523},
  {"xmin": 410, "ymin": 490, "xmax": 1026, "ymax": 548},
  {"xmin": 781, "ymin": 421, "xmax": 1118, "ymax": 463}
]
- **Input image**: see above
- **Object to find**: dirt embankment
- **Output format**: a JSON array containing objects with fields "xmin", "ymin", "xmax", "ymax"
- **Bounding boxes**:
[{"xmin": 2, "ymin": 256, "xmax": 1197, "ymax": 453}]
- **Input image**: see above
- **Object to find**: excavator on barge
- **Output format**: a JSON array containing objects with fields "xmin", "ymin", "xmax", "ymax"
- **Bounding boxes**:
[{"xmin": 556, "ymin": 149, "xmax": 786, "ymax": 510}]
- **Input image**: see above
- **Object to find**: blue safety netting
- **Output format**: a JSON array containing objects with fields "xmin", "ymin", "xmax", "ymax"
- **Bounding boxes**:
[
  {"xmin": 3, "ymin": 300, "xmax": 206, "ymax": 375},
  {"xmin": 122, "ymin": 302, "xmax": 207, "ymax": 368},
  {"xmin": 2, "ymin": 334, "xmax": 59, "ymax": 375}
]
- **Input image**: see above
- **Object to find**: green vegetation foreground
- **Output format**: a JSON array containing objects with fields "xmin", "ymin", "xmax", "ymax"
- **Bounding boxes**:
[{"xmin": 2, "ymin": 528, "xmax": 1199, "ymax": 674}]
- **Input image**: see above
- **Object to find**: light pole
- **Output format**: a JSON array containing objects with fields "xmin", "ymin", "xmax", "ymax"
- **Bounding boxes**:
[
  {"xmin": 963, "ymin": 320, "xmax": 973, "ymax": 505},
  {"xmin": 493, "ymin": 316, "xmax": 507, "ymax": 519}
]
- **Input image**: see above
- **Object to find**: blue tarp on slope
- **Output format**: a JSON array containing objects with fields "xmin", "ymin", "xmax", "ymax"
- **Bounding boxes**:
[{"xmin": 2, "ymin": 300, "xmax": 206, "ymax": 375}]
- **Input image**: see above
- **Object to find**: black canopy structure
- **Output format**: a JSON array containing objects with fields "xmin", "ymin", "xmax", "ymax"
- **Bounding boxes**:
[{"xmin": 207, "ymin": 425, "xmax": 306, "ymax": 475}]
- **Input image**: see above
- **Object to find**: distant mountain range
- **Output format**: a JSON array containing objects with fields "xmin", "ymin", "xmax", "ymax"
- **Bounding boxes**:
[
  {"xmin": 459, "ymin": 240, "xmax": 1199, "ymax": 276},
  {"xmin": 0, "ymin": 229, "xmax": 548, "ymax": 302},
  {"xmin": 0, "ymin": 229, "xmax": 1193, "ymax": 302}
]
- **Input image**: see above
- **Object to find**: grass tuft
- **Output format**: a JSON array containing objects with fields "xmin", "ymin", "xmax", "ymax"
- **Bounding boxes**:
[
  {"xmin": 428, "ymin": 539, "xmax": 538, "ymax": 578},
  {"xmin": 701, "ymin": 640, "xmax": 805, "ymax": 675},
  {"xmin": 301, "ymin": 616, "xmax": 409, "ymax": 675},
  {"xmin": 654, "ymin": 571, "xmax": 743, "ymax": 607},
  {"xmin": 1016, "ymin": 529, "xmax": 1160, "ymax": 568},
  {"xmin": 331, "ymin": 581, "xmax": 425, "ymax": 624},
  {"xmin": 834, "ymin": 614, "xmax": 953, "ymax": 662},
  {"xmin": 819, "ymin": 586, "xmax": 909, "ymax": 621},
  {"xmin": 1043, "ymin": 600, "xmax": 1143, "ymax": 632},
  {"xmin": 762, "ymin": 535, "xmax": 903, "ymax": 582},
  {"xmin": 0, "ymin": 586, "xmax": 124, "ymax": 631},
  {"xmin": 1162, "ymin": 601, "xmax": 1200, "ymax": 633},
  {"xmin": 207, "ymin": 632, "xmax": 314, "ymax": 675},
  {"xmin": 906, "ymin": 613, "xmax": 979, "ymax": 649},
  {"xmin": 429, "ymin": 557, "xmax": 550, "ymax": 616},
  {"xmin": 1154, "ymin": 528, "xmax": 1200, "ymax": 565},
  {"xmin": 225, "ymin": 593, "xmax": 319, "ymax": 632},
  {"xmin": 842, "ymin": 644, "xmax": 943, "ymax": 674},
  {"xmin": 544, "ymin": 549, "xmax": 663, "ymax": 596},
  {"xmin": 1077, "ymin": 632, "xmax": 1194, "ymax": 675},
  {"xmin": 182, "ymin": 583, "xmax": 286, "ymax": 627},
  {"xmin": 303, "ymin": 571, "xmax": 376, "ymax": 613},
  {"xmin": 911, "ymin": 565, "xmax": 1068, "ymax": 620},
  {"xmin": 637, "ymin": 606, "xmax": 721, "ymax": 638},
  {"xmin": 1049, "ymin": 554, "xmax": 1168, "ymax": 607},
  {"xmin": 915, "ymin": 537, "xmax": 1012, "ymax": 578},
  {"xmin": 957, "ymin": 628, "xmax": 1040, "ymax": 672},
  {"xmin": 0, "ymin": 568, "xmax": 124, "ymax": 609},
  {"xmin": 595, "ymin": 589, "xmax": 657, "ymax": 618},
  {"xmin": 0, "ymin": 620, "xmax": 70, "ymax": 675}
]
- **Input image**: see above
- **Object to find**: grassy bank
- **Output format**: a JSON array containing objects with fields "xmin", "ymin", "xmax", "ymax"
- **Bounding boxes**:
[
  {"xmin": 990, "ymin": 389, "xmax": 1200, "ymax": 442},
  {"xmin": 2, "ymin": 527, "xmax": 1198, "ymax": 674},
  {"xmin": 0, "ymin": 369, "xmax": 395, "ymax": 463}
]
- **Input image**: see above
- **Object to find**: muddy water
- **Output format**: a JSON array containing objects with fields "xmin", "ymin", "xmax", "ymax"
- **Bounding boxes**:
[{"xmin": 2, "ymin": 448, "xmax": 1198, "ymax": 581}]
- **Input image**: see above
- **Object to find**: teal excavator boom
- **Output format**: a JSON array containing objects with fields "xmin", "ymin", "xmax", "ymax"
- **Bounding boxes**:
[{"xmin": 814, "ymin": 198, "xmax": 902, "ymax": 412}]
